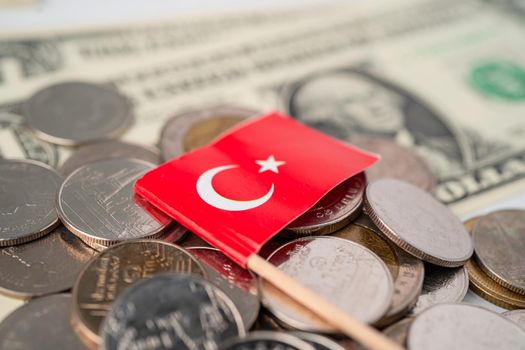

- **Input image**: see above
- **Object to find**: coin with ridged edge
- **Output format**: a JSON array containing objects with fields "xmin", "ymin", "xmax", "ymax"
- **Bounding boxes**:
[
  {"xmin": 407, "ymin": 303, "xmax": 525, "ymax": 350},
  {"xmin": 0, "ymin": 294, "xmax": 89, "ymax": 350},
  {"xmin": 71, "ymin": 240, "xmax": 206, "ymax": 349},
  {"xmin": 364, "ymin": 178, "xmax": 473, "ymax": 267},
  {"xmin": 57, "ymin": 158, "xmax": 171, "ymax": 249},
  {"xmin": 472, "ymin": 209, "xmax": 525, "ymax": 295},
  {"xmin": 0, "ymin": 159, "xmax": 62, "ymax": 246},
  {"xmin": 220, "ymin": 331, "xmax": 315, "ymax": 350},
  {"xmin": 101, "ymin": 274, "xmax": 244, "ymax": 350}
]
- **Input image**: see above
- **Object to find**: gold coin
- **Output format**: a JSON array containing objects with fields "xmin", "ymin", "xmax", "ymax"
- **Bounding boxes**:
[
  {"xmin": 183, "ymin": 116, "xmax": 246, "ymax": 152},
  {"xmin": 465, "ymin": 258, "xmax": 525, "ymax": 309}
]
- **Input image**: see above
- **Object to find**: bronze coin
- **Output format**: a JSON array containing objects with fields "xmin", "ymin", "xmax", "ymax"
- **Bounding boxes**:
[
  {"xmin": 0, "ymin": 225, "xmax": 96, "ymax": 299},
  {"xmin": 71, "ymin": 240, "xmax": 206, "ymax": 348},
  {"xmin": 350, "ymin": 137, "xmax": 435, "ymax": 192},
  {"xmin": 285, "ymin": 173, "xmax": 366, "ymax": 236}
]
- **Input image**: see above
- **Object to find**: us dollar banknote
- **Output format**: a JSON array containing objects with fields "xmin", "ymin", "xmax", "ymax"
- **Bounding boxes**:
[{"xmin": 1, "ymin": 0, "xmax": 525, "ymax": 216}]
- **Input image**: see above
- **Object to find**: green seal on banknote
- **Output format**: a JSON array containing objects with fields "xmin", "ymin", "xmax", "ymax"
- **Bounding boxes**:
[{"xmin": 469, "ymin": 61, "xmax": 525, "ymax": 101}]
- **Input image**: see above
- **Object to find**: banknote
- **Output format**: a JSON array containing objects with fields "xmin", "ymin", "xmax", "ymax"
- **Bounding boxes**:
[{"xmin": 1, "ymin": 0, "xmax": 525, "ymax": 217}]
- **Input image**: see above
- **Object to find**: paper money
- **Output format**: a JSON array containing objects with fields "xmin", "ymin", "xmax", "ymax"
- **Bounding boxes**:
[{"xmin": 1, "ymin": 0, "xmax": 525, "ymax": 216}]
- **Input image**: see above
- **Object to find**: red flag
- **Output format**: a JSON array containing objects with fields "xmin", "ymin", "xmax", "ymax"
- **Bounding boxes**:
[{"xmin": 135, "ymin": 111, "xmax": 378, "ymax": 267}]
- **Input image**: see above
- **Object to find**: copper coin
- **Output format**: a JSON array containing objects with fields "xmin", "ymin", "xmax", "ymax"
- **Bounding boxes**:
[
  {"xmin": 0, "ymin": 159, "xmax": 62, "ymax": 246},
  {"xmin": 333, "ymin": 224, "xmax": 423, "ymax": 326},
  {"xmin": 60, "ymin": 140, "xmax": 160, "ymax": 175},
  {"xmin": 350, "ymin": 137, "xmax": 435, "ymax": 192},
  {"xmin": 71, "ymin": 240, "xmax": 206, "ymax": 348},
  {"xmin": 285, "ymin": 173, "xmax": 366, "ymax": 236},
  {"xmin": 365, "ymin": 178, "xmax": 473, "ymax": 267},
  {"xmin": 472, "ymin": 209, "xmax": 525, "ymax": 294},
  {"xmin": 0, "ymin": 225, "xmax": 96, "ymax": 299},
  {"xmin": 0, "ymin": 294, "xmax": 89, "ymax": 349},
  {"xmin": 23, "ymin": 81, "xmax": 133, "ymax": 146},
  {"xmin": 187, "ymin": 247, "xmax": 260, "ymax": 330},
  {"xmin": 160, "ymin": 105, "xmax": 259, "ymax": 160}
]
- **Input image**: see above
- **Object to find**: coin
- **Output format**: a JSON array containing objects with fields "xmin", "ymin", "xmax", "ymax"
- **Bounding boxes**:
[
  {"xmin": 463, "ymin": 216, "xmax": 480, "ymax": 233},
  {"xmin": 0, "ymin": 113, "xmax": 58, "ymax": 166},
  {"xmin": 503, "ymin": 309, "xmax": 525, "ymax": 331},
  {"xmin": 365, "ymin": 178, "xmax": 473, "ymax": 267},
  {"xmin": 57, "ymin": 158, "xmax": 171, "ymax": 249},
  {"xmin": 0, "ymin": 294, "xmax": 89, "ymax": 350},
  {"xmin": 350, "ymin": 137, "xmax": 435, "ymax": 192},
  {"xmin": 466, "ymin": 258, "xmax": 525, "ymax": 309},
  {"xmin": 60, "ymin": 140, "xmax": 160, "ymax": 175},
  {"xmin": 333, "ymin": 224, "xmax": 424, "ymax": 325},
  {"xmin": 23, "ymin": 81, "xmax": 133, "ymax": 146},
  {"xmin": 160, "ymin": 105, "xmax": 259, "ymax": 160},
  {"xmin": 472, "ymin": 209, "xmax": 525, "ymax": 294},
  {"xmin": 407, "ymin": 303, "xmax": 525, "ymax": 350},
  {"xmin": 262, "ymin": 236, "xmax": 393, "ymax": 332},
  {"xmin": 381, "ymin": 317, "xmax": 413, "ymax": 346},
  {"xmin": 100, "ymin": 274, "xmax": 245, "ymax": 350},
  {"xmin": 410, "ymin": 264, "xmax": 469, "ymax": 315},
  {"xmin": 0, "ymin": 225, "xmax": 95, "ymax": 299},
  {"xmin": 291, "ymin": 332, "xmax": 346, "ymax": 350},
  {"xmin": 220, "ymin": 331, "xmax": 315, "ymax": 350},
  {"xmin": 187, "ymin": 247, "xmax": 260, "ymax": 330},
  {"xmin": 155, "ymin": 222, "xmax": 187, "ymax": 244},
  {"xmin": 285, "ymin": 173, "xmax": 366, "ymax": 236},
  {"xmin": 256, "ymin": 311, "xmax": 288, "ymax": 331},
  {"xmin": 0, "ymin": 159, "xmax": 62, "ymax": 246},
  {"xmin": 72, "ymin": 240, "xmax": 205, "ymax": 348}
]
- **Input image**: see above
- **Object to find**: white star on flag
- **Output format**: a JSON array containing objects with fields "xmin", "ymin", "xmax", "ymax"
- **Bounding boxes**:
[{"xmin": 256, "ymin": 155, "xmax": 286, "ymax": 173}]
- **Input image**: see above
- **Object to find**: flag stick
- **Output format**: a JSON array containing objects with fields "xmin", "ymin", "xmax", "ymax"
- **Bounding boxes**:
[{"xmin": 247, "ymin": 254, "xmax": 405, "ymax": 350}]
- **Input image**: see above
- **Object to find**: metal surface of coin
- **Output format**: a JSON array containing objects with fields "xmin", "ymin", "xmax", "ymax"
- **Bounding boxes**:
[
  {"xmin": 503, "ymin": 309, "xmax": 525, "ymax": 331},
  {"xmin": 407, "ymin": 304, "xmax": 525, "ymax": 350},
  {"xmin": 410, "ymin": 264, "xmax": 468, "ymax": 315},
  {"xmin": 0, "ymin": 113, "xmax": 58, "ymax": 166},
  {"xmin": 0, "ymin": 294, "xmax": 88, "ymax": 350},
  {"xmin": 333, "ymin": 225, "xmax": 424, "ymax": 325},
  {"xmin": 262, "ymin": 236, "xmax": 393, "ymax": 332},
  {"xmin": 160, "ymin": 105, "xmax": 259, "ymax": 160},
  {"xmin": 0, "ymin": 159, "xmax": 62, "ymax": 246},
  {"xmin": 381, "ymin": 317, "xmax": 413, "ymax": 346},
  {"xmin": 188, "ymin": 247, "xmax": 260, "ymax": 330},
  {"xmin": 463, "ymin": 216, "xmax": 480, "ymax": 233},
  {"xmin": 72, "ymin": 240, "xmax": 205, "ymax": 348},
  {"xmin": 101, "ymin": 274, "xmax": 244, "ymax": 350},
  {"xmin": 466, "ymin": 258, "xmax": 525, "ymax": 309},
  {"xmin": 57, "ymin": 158, "xmax": 171, "ymax": 248},
  {"xmin": 23, "ymin": 81, "xmax": 133, "ymax": 146},
  {"xmin": 220, "ymin": 331, "xmax": 315, "ymax": 350},
  {"xmin": 286, "ymin": 173, "xmax": 366, "ymax": 235},
  {"xmin": 291, "ymin": 332, "xmax": 346, "ymax": 350},
  {"xmin": 365, "ymin": 178, "xmax": 473, "ymax": 267},
  {"xmin": 60, "ymin": 140, "xmax": 160, "ymax": 175},
  {"xmin": 472, "ymin": 210, "xmax": 525, "ymax": 294},
  {"xmin": 350, "ymin": 137, "xmax": 435, "ymax": 192},
  {"xmin": 0, "ymin": 225, "xmax": 95, "ymax": 299},
  {"xmin": 155, "ymin": 222, "xmax": 187, "ymax": 244}
]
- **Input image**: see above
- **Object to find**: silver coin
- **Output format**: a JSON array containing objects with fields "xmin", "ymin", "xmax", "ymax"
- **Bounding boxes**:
[
  {"xmin": 503, "ymin": 310, "xmax": 525, "ymax": 331},
  {"xmin": 23, "ymin": 81, "xmax": 133, "ymax": 146},
  {"xmin": 262, "ymin": 236, "xmax": 393, "ymax": 332},
  {"xmin": 155, "ymin": 222, "xmax": 187, "ymax": 244},
  {"xmin": 160, "ymin": 105, "xmax": 259, "ymax": 160},
  {"xmin": 0, "ymin": 294, "xmax": 89, "ymax": 350},
  {"xmin": 408, "ymin": 303, "xmax": 525, "ymax": 350},
  {"xmin": 187, "ymin": 247, "xmax": 260, "ymax": 330},
  {"xmin": 0, "ymin": 159, "xmax": 62, "ymax": 246},
  {"xmin": 350, "ymin": 137, "xmax": 436, "ymax": 192},
  {"xmin": 382, "ymin": 317, "xmax": 413, "ymax": 346},
  {"xmin": 101, "ymin": 274, "xmax": 245, "ymax": 350},
  {"xmin": 291, "ymin": 332, "xmax": 346, "ymax": 350},
  {"xmin": 0, "ymin": 225, "xmax": 96, "ymax": 299},
  {"xmin": 472, "ymin": 209, "xmax": 525, "ymax": 294},
  {"xmin": 365, "ymin": 178, "xmax": 473, "ymax": 267},
  {"xmin": 220, "ymin": 331, "xmax": 315, "ymax": 350},
  {"xmin": 57, "ymin": 158, "xmax": 171, "ymax": 249},
  {"xmin": 0, "ymin": 113, "xmax": 58, "ymax": 166},
  {"xmin": 60, "ymin": 140, "xmax": 160, "ymax": 175},
  {"xmin": 410, "ymin": 264, "xmax": 468, "ymax": 315}
]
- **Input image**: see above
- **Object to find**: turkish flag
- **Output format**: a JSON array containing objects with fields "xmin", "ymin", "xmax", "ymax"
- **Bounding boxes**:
[{"xmin": 135, "ymin": 111, "xmax": 378, "ymax": 267}]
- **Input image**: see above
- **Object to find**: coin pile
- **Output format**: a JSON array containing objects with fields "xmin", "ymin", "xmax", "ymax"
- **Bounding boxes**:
[{"xmin": 0, "ymin": 81, "xmax": 524, "ymax": 350}]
